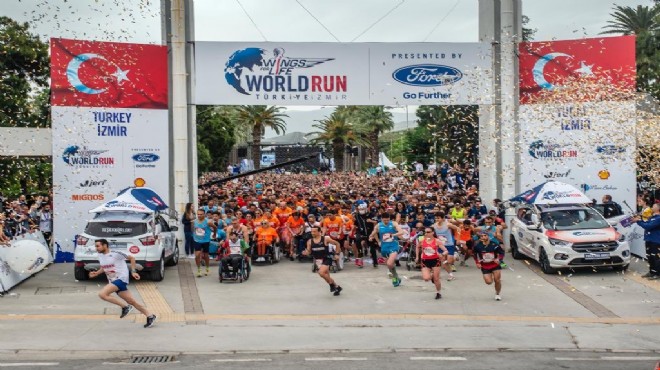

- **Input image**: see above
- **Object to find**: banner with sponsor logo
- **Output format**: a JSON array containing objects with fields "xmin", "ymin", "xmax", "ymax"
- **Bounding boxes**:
[
  {"xmin": 518, "ymin": 36, "xmax": 636, "ymax": 213},
  {"xmin": 195, "ymin": 42, "xmax": 492, "ymax": 105},
  {"xmin": 50, "ymin": 38, "xmax": 168, "ymax": 262}
]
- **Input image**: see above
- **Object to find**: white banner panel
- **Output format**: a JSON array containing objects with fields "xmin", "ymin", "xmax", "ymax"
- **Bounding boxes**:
[
  {"xmin": 52, "ymin": 106, "xmax": 169, "ymax": 262},
  {"xmin": 519, "ymin": 101, "xmax": 636, "ymax": 210},
  {"xmin": 194, "ymin": 42, "xmax": 492, "ymax": 105}
]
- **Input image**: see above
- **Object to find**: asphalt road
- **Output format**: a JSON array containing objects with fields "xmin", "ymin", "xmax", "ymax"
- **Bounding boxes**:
[{"xmin": 1, "ymin": 351, "xmax": 658, "ymax": 370}]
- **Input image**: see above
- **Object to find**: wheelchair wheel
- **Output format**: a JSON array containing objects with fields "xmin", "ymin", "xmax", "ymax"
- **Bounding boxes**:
[
  {"xmin": 243, "ymin": 261, "xmax": 250, "ymax": 280},
  {"xmin": 273, "ymin": 245, "xmax": 281, "ymax": 263}
]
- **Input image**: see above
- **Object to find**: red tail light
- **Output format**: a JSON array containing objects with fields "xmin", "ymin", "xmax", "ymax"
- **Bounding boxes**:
[
  {"xmin": 76, "ymin": 235, "xmax": 89, "ymax": 246},
  {"xmin": 139, "ymin": 235, "xmax": 157, "ymax": 246}
]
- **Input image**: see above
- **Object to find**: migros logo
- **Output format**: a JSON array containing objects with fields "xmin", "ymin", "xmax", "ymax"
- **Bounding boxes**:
[{"xmin": 71, "ymin": 194, "xmax": 105, "ymax": 201}]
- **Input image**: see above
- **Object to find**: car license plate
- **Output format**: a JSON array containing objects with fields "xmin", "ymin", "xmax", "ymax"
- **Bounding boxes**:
[
  {"xmin": 584, "ymin": 252, "xmax": 610, "ymax": 260},
  {"xmin": 109, "ymin": 242, "xmax": 127, "ymax": 249}
]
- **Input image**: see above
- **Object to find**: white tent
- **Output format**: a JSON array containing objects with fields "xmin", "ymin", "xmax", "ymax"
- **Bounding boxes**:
[{"xmin": 379, "ymin": 152, "xmax": 397, "ymax": 169}]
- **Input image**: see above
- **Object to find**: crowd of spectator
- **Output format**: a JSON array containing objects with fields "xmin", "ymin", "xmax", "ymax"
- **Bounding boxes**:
[{"xmin": 0, "ymin": 192, "xmax": 53, "ymax": 246}]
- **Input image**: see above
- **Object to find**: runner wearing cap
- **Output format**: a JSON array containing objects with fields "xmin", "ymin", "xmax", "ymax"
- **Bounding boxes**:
[{"xmin": 473, "ymin": 231, "xmax": 505, "ymax": 301}]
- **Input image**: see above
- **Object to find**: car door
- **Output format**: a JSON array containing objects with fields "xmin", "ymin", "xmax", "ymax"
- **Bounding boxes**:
[
  {"xmin": 157, "ymin": 216, "xmax": 173, "ymax": 258},
  {"xmin": 516, "ymin": 206, "xmax": 537, "ymax": 257}
]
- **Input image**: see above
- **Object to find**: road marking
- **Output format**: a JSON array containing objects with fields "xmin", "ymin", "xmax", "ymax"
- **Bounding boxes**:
[
  {"xmin": 556, "ymin": 357, "xmax": 659, "ymax": 361},
  {"xmin": 178, "ymin": 260, "xmax": 206, "ymax": 325},
  {"xmin": 305, "ymin": 357, "xmax": 368, "ymax": 361},
  {"xmin": 0, "ymin": 313, "xmax": 659, "ymax": 325},
  {"xmin": 0, "ymin": 364, "xmax": 59, "ymax": 367},
  {"xmin": 410, "ymin": 357, "xmax": 467, "ymax": 361},
  {"xmin": 102, "ymin": 361, "xmax": 181, "ymax": 366},
  {"xmin": 526, "ymin": 262, "xmax": 619, "ymax": 318},
  {"xmin": 134, "ymin": 281, "xmax": 173, "ymax": 315},
  {"xmin": 210, "ymin": 359, "xmax": 272, "ymax": 362}
]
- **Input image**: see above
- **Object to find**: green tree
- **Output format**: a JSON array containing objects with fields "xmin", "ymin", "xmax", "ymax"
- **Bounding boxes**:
[
  {"xmin": 235, "ymin": 105, "xmax": 288, "ymax": 170},
  {"xmin": 0, "ymin": 16, "xmax": 50, "ymax": 128},
  {"xmin": 601, "ymin": 4, "xmax": 660, "ymax": 100},
  {"xmin": 522, "ymin": 15, "xmax": 537, "ymax": 42},
  {"xmin": 353, "ymin": 106, "xmax": 395, "ymax": 167},
  {"xmin": 308, "ymin": 109, "xmax": 366, "ymax": 172},
  {"xmin": 196, "ymin": 105, "xmax": 238, "ymax": 171},
  {"xmin": 404, "ymin": 126, "xmax": 433, "ymax": 165},
  {"xmin": 0, "ymin": 17, "xmax": 50, "ymax": 196},
  {"xmin": 415, "ymin": 105, "xmax": 479, "ymax": 166}
]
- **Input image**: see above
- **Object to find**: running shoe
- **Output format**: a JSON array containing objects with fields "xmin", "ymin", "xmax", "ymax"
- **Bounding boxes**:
[
  {"xmin": 387, "ymin": 272, "xmax": 393, "ymax": 279},
  {"xmin": 447, "ymin": 274, "xmax": 455, "ymax": 281},
  {"xmin": 495, "ymin": 295, "xmax": 502, "ymax": 301},
  {"xmin": 451, "ymin": 264, "xmax": 457, "ymax": 272},
  {"xmin": 648, "ymin": 275, "xmax": 660, "ymax": 280},
  {"xmin": 333, "ymin": 286, "xmax": 343, "ymax": 296},
  {"xmin": 205, "ymin": 268, "xmax": 210, "ymax": 276},
  {"xmin": 392, "ymin": 277, "xmax": 402, "ymax": 287},
  {"xmin": 641, "ymin": 272, "xmax": 653, "ymax": 278},
  {"xmin": 435, "ymin": 292, "xmax": 441, "ymax": 300},
  {"xmin": 330, "ymin": 284, "xmax": 336, "ymax": 292},
  {"xmin": 120, "ymin": 304, "xmax": 133, "ymax": 319},
  {"xmin": 196, "ymin": 269, "xmax": 202, "ymax": 278},
  {"xmin": 144, "ymin": 314, "xmax": 157, "ymax": 328}
]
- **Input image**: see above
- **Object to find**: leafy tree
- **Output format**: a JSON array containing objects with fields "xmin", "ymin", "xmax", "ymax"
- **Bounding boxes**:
[
  {"xmin": 308, "ymin": 109, "xmax": 366, "ymax": 172},
  {"xmin": 522, "ymin": 15, "xmax": 537, "ymax": 42},
  {"xmin": 0, "ymin": 16, "xmax": 50, "ymax": 128},
  {"xmin": 601, "ymin": 5, "xmax": 660, "ymax": 35},
  {"xmin": 404, "ymin": 125, "xmax": 433, "ymax": 165},
  {"xmin": 415, "ymin": 105, "xmax": 479, "ymax": 166},
  {"xmin": 601, "ymin": 4, "xmax": 660, "ymax": 100},
  {"xmin": 0, "ymin": 17, "xmax": 50, "ymax": 196},
  {"xmin": 196, "ymin": 105, "xmax": 238, "ymax": 171},
  {"xmin": 235, "ymin": 105, "xmax": 287, "ymax": 170},
  {"xmin": 353, "ymin": 106, "xmax": 395, "ymax": 167}
]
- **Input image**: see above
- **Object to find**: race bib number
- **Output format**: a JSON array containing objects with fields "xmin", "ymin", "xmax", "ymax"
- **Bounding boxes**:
[
  {"xmin": 195, "ymin": 227, "xmax": 205, "ymax": 236},
  {"xmin": 482, "ymin": 252, "xmax": 495, "ymax": 263},
  {"xmin": 383, "ymin": 233, "xmax": 393, "ymax": 242},
  {"xmin": 330, "ymin": 231, "xmax": 339, "ymax": 238},
  {"xmin": 423, "ymin": 247, "xmax": 435, "ymax": 256}
]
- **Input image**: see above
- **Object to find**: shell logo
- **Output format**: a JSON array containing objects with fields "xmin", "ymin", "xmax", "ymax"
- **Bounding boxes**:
[
  {"xmin": 598, "ymin": 170, "xmax": 610, "ymax": 180},
  {"xmin": 134, "ymin": 178, "xmax": 146, "ymax": 187}
]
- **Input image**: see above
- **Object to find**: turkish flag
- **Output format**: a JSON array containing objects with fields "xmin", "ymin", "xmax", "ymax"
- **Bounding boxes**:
[
  {"xmin": 50, "ymin": 38, "xmax": 168, "ymax": 109},
  {"xmin": 519, "ymin": 36, "xmax": 636, "ymax": 104}
]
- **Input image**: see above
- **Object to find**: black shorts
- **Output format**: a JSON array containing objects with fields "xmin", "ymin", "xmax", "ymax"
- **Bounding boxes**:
[
  {"xmin": 193, "ymin": 241, "xmax": 210, "ymax": 253},
  {"xmin": 421, "ymin": 258, "xmax": 440, "ymax": 269},
  {"xmin": 481, "ymin": 265, "xmax": 502, "ymax": 274}
]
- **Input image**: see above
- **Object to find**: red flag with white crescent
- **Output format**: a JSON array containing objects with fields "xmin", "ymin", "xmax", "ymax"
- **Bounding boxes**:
[
  {"xmin": 50, "ymin": 38, "xmax": 168, "ymax": 109},
  {"xmin": 519, "ymin": 36, "xmax": 636, "ymax": 104}
]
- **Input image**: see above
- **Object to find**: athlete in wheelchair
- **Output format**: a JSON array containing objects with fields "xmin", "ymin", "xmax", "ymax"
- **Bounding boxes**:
[
  {"xmin": 252, "ymin": 220, "xmax": 281, "ymax": 264},
  {"xmin": 219, "ymin": 232, "xmax": 251, "ymax": 283}
]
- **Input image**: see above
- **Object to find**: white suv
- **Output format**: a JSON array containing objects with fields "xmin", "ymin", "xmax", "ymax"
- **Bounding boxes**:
[
  {"xmin": 74, "ymin": 211, "xmax": 179, "ymax": 281},
  {"xmin": 509, "ymin": 204, "xmax": 630, "ymax": 274}
]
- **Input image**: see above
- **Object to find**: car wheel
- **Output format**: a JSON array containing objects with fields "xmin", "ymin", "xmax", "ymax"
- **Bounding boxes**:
[
  {"xmin": 539, "ymin": 248, "xmax": 557, "ymax": 274},
  {"xmin": 74, "ymin": 265, "xmax": 89, "ymax": 281},
  {"xmin": 510, "ymin": 237, "xmax": 523, "ymax": 260},
  {"xmin": 150, "ymin": 254, "xmax": 165, "ymax": 281},
  {"xmin": 166, "ymin": 241, "xmax": 179, "ymax": 266},
  {"xmin": 612, "ymin": 264, "xmax": 629, "ymax": 272}
]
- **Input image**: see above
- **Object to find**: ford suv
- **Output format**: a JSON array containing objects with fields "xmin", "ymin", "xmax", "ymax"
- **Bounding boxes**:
[
  {"xmin": 509, "ymin": 204, "xmax": 630, "ymax": 274},
  {"xmin": 74, "ymin": 211, "xmax": 179, "ymax": 281}
]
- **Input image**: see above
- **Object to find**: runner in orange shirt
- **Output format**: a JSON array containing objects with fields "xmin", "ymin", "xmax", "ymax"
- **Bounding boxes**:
[{"xmin": 322, "ymin": 209, "xmax": 344, "ymax": 270}]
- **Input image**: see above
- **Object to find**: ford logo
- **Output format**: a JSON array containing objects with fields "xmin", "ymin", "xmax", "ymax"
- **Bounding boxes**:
[
  {"xmin": 132, "ymin": 153, "xmax": 160, "ymax": 163},
  {"xmin": 392, "ymin": 64, "xmax": 463, "ymax": 86}
]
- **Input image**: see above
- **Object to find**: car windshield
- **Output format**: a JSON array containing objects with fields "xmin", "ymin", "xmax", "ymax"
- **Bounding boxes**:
[
  {"xmin": 85, "ymin": 222, "xmax": 148, "ymax": 237},
  {"xmin": 540, "ymin": 208, "xmax": 609, "ymax": 231}
]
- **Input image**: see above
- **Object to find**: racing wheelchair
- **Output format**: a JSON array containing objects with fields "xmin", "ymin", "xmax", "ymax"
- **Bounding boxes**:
[{"xmin": 218, "ymin": 252, "xmax": 251, "ymax": 283}]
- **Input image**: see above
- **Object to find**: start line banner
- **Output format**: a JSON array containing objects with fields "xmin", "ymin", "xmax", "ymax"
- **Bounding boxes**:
[{"xmin": 195, "ymin": 42, "xmax": 493, "ymax": 106}]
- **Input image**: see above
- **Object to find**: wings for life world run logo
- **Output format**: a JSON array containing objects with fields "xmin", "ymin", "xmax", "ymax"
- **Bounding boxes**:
[
  {"xmin": 223, "ymin": 47, "xmax": 346, "ymax": 101},
  {"xmin": 62, "ymin": 146, "xmax": 115, "ymax": 168},
  {"xmin": 528, "ymin": 140, "xmax": 578, "ymax": 160}
]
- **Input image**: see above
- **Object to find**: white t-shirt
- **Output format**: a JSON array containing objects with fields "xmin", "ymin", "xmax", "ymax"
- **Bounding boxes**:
[
  {"xmin": 98, "ymin": 251, "xmax": 130, "ymax": 284},
  {"xmin": 415, "ymin": 163, "xmax": 424, "ymax": 173}
]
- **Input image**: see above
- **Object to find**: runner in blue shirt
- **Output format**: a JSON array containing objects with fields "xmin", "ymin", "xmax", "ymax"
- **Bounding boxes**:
[
  {"xmin": 193, "ymin": 209, "xmax": 217, "ymax": 277},
  {"xmin": 369, "ymin": 213, "xmax": 405, "ymax": 287}
]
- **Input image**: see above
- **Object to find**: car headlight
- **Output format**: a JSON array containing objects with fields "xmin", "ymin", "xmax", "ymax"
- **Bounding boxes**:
[{"xmin": 548, "ymin": 238, "xmax": 572, "ymax": 247}]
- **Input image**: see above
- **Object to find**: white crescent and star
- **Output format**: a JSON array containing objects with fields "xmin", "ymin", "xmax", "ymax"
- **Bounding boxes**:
[
  {"xmin": 532, "ymin": 52, "xmax": 595, "ymax": 90},
  {"xmin": 66, "ymin": 53, "xmax": 130, "ymax": 95}
]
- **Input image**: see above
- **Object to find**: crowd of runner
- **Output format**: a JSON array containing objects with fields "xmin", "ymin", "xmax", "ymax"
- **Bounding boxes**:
[{"xmin": 183, "ymin": 166, "xmax": 508, "ymax": 300}]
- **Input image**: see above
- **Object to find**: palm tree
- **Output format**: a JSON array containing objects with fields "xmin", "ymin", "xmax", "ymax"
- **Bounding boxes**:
[
  {"xmin": 235, "ymin": 105, "xmax": 288, "ymax": 170},
  {"xmin": 308, "ymin": 109, "xmax": 366, "ymax": 172},
  {"xmin": 600, "ymin": 5, "xmax": 660, "ymax": 35},
  {"xmin": 354, "ymin": 106, "xmax": 394, "ymax": 167}
]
